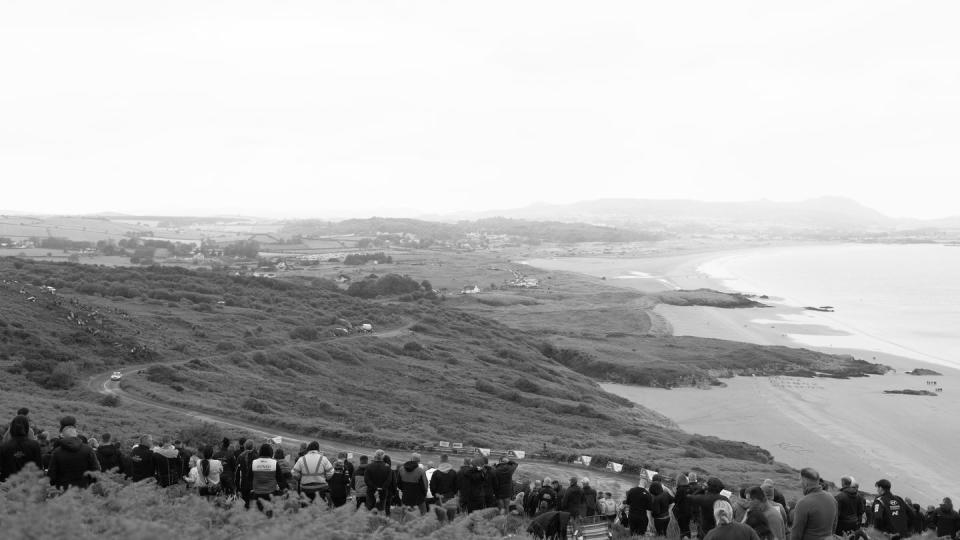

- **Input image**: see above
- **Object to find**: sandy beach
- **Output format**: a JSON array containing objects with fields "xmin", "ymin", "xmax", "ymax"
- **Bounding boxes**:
[{"xmin": 525, "ymin": 247, "xmax": 960, "ymax": 504}]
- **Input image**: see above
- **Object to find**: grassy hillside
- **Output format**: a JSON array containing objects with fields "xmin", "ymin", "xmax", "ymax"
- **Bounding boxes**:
[{"xmin": 0, "ymin": 256, "xmax": 806, "ymax": 489}]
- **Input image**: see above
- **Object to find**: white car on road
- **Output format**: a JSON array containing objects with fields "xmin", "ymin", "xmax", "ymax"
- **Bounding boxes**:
[{"xmin": 110, "ymin": 371, "xmax": 122, "ymax": 381}]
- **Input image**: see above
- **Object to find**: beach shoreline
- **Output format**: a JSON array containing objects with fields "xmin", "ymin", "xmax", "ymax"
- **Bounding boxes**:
[{"xmin": 524, "ymin": 245, "xmax": 960, "ymax": 504}]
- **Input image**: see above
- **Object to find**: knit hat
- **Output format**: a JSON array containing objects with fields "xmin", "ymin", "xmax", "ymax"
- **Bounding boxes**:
[
  {"xmin": 676, "ymin": 474, "xmax": 689, "ymax": 487},
  {"xmin": 59, "ymin": 415, "xmax": 77, "ymax": 432},
  {"xmin": 373, "ymin": 449, "xmax": 385, "ymax": 462}
]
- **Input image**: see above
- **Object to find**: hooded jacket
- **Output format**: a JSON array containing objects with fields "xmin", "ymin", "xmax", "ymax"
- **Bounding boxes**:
[
  {"xmin": 397, "ymin": 461, "xmax": 428, "ymax": 505},
  {"xmin": 96, "ymin": 443, "xmax": 124, "ymax": 473},
  {"xmin": 153, "ymin": 445, "xmax": 183, "ymax": 487},
  {"xmin": 835, "ymin": 487, "xmax": 865, "ymax": 529},
  {"xmin": 47, "ymin": 436, "xmax": 100, "ymax": 489},
  {"xmin": 562, "ymin": 483, "xmax": 585, "ymax": 517},
  {"xmin": 128, "ymin": 445, "xmax": 156, "ymax": 481},
  {"xmin": 493, "ymin": 461, "xmax": 519, "ymax": 499},
  {"xmin": 930, "ymin": 502, "xmax": 960, "ymax": 538},
  {"xmin": 459, "ymin": 465, "xmax": 488, "ymax": 511},
  {"xmin": 429, "ymin": 462, "xmax": 458, "ymax": 499},
  {"xmin": 0, "ymin": 435, "xmax": 42, "ymax": 481}
]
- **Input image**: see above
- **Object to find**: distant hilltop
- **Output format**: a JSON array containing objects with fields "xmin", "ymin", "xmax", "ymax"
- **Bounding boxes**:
[{"xmin": 428, "ymin": 196, "xmax": 960, "ymax": 234}]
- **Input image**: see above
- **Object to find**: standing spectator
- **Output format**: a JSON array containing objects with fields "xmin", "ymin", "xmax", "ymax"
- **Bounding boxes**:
[
  {"xmin": 872, "ymin": 479, "xmax": 915, "ymax": 540},
  {"xmin": 835, "ymin": 476, "xmax": 866, "ymax": 535},
  {"xmin": 458, "ymin": 457, "xmax": 489, "ymax": 514},
  {"xmin": 291, "ymin": 441, "xmax": 333, "ymax": 504},
  {"xmin": 354, "ymin": 455, "xmax": 369, "ymax": 509},
  {"xmin": 691, "ymin": 478, "xmax": 730, "ymax": 539},
  {"xmin": 397, "ymin": 453, "xmax": 429, "ymax": 515},
  {"xmin": 493, "ymin": 457, "xmax": 519, "ymax": 514},
  {"xmin": 212, "ymin": 438, "xmax": 236, "ymax": 495},
  {"xmin": 582, "ymin": 478, "xmax": 598, "ymax": 517},
  {"xmin": 674, "ymin": 474, "xmax": 695, "ymax": 539},
  {"xmin": 791, "ymin": 468, "xmax": 838, "ymax": 540},
  {"xmin": 249, "ymin": 444, "xmax": 285, "ymax": 513},
  {"xmin": 363, "ymin": 450, "xmax": 393, "ymax": 513},
  {"xmin": 625, "ymin": 478, "xmax": 654, "ymax": 536},
  {"xmin": 47, "ymin": 426, "xmax": 100, "ymax": 490},
  {"xmin": 327, "ymin": 461, "xmax": 351, "ymax": 507},
  {"xmin": 651, "ymin": 481, "xmax": 675, "ymax": 536},
  {"xmin": 561, "ymin": 477, "xmax": 585, "ymax": 520},
  {"xmin": 742, "ymin": 487, "xmax": 776, "ymax": 540},
  {"xmin": 0, "ymin": 415, "xmax": 42, "ymax": 481},
  {"xmin": 429, "ymin": 454, "xmax": 458, "ymax": 506},
  {"xmin": 1, "ymin": 408, "xmax": 36, "ymax": 443},
  {"xmin": 602, "ymin": 492, "xmax": 619, "ymax": 523},
  {"xmin": 95, "ymin": 433, "xmax": 123, "ymax": 474},
  {"xmin": 927, "ymin": 498, "xmax": 959, "ymax": 539}
]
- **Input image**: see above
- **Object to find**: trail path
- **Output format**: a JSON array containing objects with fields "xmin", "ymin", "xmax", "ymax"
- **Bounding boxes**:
[{"xmin": 86, "ymin": 365, "xmax": 637, "ymax": 494}]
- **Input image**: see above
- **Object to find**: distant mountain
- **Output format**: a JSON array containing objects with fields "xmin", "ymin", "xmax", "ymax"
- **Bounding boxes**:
[{"xmin": 434, "ymin": 197, "xmax": 898, "ymax": 231}]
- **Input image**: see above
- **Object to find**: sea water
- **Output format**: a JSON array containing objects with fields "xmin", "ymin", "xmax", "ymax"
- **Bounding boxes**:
[{"xmin": 697, "ymin": 243, "xmax": 960, "ymax": 370}]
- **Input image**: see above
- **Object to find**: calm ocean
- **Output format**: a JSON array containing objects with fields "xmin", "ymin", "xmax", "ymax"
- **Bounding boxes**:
[{"xmin": 698, "ymin": 243, "xmax": 960, "ymax": 371}]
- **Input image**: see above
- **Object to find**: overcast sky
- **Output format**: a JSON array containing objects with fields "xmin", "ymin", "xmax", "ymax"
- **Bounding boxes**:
[{"xmin": 1, "ymin": 1, "xmax": 958, "ymax": 219}]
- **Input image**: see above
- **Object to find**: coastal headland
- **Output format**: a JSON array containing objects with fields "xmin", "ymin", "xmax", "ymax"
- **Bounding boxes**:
[{"xmin": 524, "ymin": 243, "xmax": 960, "ymax": 503}]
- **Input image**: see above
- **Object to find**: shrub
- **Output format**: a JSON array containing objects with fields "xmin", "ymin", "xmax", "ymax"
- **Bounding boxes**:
[
  {"xmin": 289, "ymin": 326, "xmax": 318, "ymax": 341},
  {"xmin": 402, "ymin": 341, "xmax": 424, "ymax": 353},
  {"xmin": 241, "ymin": 398, "xmax": 271, "ymax": 414},
  {"xmin": 99, "ymin": 394, "xmax": 120, "ymax": 407}
]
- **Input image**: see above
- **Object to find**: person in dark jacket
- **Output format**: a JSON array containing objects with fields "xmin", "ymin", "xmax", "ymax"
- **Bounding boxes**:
[
  {"xmin": 562, "ymin": 477, "xmax": 585, "ymax": 519},
  {"xmin": 235, "ymin": 439, "xmax": 257, "ymax": 507},
  {"xmin": 153, "ymin": 436, "xmax": 183, "ymax": 488},
  {"xmin": 674, "ymin": 474, "xmax": 695, "ymax": 539},
  {"xmin": 493, "ymin": 456, "xmax": 519, "ymax": 513},
  {"xmin": 582, "ymin": 478, "xmax": 599, "ymax": 517},
  {"xmin": 363, "ymin": 450, "xmax": 393, "ymax": 513},
  {"xmin": 95, "ymin": 433, "xmax": 124, "ymax": 474},
  {"xmin": 397, "ymin": 453, "xmax": 429, "ymax": 514},
  {"xmin": 835, "ymin": 476, "xmax": 866, "ymax": 534},
  {"xmin": 128, "ymin": 435, "xmax": 156, "ymax": 481},
  {"xmin": 481, "ymin": 457, "xmax": 496, "ymax": 509},
  {"xmin": 0, "ymin": 415, "xmax": 42, "ymax": 481},
  {"xmin": 535, "ymin": 478, "xmax": 559, "ymax": 515},
  {"xmin": 625, "ymin": 479, "xmax": 654, "ymax": 536},
  {"xmin": 212, "ymin": 438, "xmax": 236, "ymax": 495},
  {"xmin": 872, "ymin": 479, "xmax": 914, "ymax": 540},
  {"xmin": 336, "ymin": 452, "xmax": 355, "ymax": 489},
  {"xmin": 690, "ymin": 477, "xmax": 730, "ymax": 539},
  {"xmin": 327, "ymin": 461, "xmax": 351, "ymax": 507},
  {"xmin": 651, "ymin": 481, "xmax": 675, "ymax": 536},
  {"xmin": 47, "ymin": 426, "xmax": 100, "ymax": 489},
  {"xmin": 429, "ymin": 454, "xmax": 458, "ymax": 504},
  {"xmin": 927, "ymin": 498, "xmax": 959, "ymax": 538},
  {"xmin": 458, "ymin": 457, "xmax": 489, "ymax": 513}
]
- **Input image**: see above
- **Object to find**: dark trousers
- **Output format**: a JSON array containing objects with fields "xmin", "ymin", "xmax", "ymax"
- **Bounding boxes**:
[
  {"xmin": 655, "ymin": 516, "xmax": 670, "ymax": 536},
  {"xmin": 630, "ymin": 512, "xmax": 649, "ymax": 537}
]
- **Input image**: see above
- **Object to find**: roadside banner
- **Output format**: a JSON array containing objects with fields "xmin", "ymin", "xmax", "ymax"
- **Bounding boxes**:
[
  {"xmin": 270, "ymin": 436, "xmax": 282, "ymax": 445},
  {"xmin": 476, "ymin": 448, "xmax": 491, "ymax": 456},
  {"xmin": 507, "ymin": 450, "xmax": 526, "ymax": 459},
  {"xmin": 644, "ymin": 469, "xmax": 658, "ymax": 481},
  {"xmin": 452, "ymin": 443, "xmax": 464, "ymax": 449},
  {"xmin": 576, "ymin": 455, "xmax": 592, "ymax": 466},
  {"xmin": 606, "ymin": 462, "xmax": 623, "ymax": 473},
  {"xmin": 438, "ymin": 441, "xmax": 450, "ymax": 448}
]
